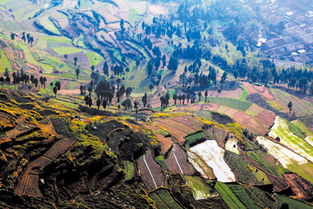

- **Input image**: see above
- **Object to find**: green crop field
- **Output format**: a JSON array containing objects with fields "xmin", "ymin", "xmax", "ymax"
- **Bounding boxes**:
[
  {"xmin": 214, "ymin": 182, "xmax": 246, "ymax": 209},
  {"xmin": 224, "ymin": 151, "xmax": 271, "ymax": 185},
  {"xmin": 207, "ymin": 97, "xmax": 252, "ymax": 111},
  {"xmin": 243, "ymin": 186, "xmax": 276, "ymax": 209},
  {"xmin": 0, "ymin": 49, "xmax": 12, "ymax": 72},
  {"xmin": 150, "ymin": 189, "xmax": 183, "ymax": 209},
  {"xmin": 246, "ymin": 150, "xmax": 282, "ymax": 176},
  {"xmin": 53, "ymin": 47, "xmax": 84, "ymax": 55},
  {"xmin": 184, "ymin": 131, "xmax": 205, "ymax": 148},
  {"xmin": 227, "ymin": 184, "xmax": 262, "ymax": 209},
  {"xmin": 239, "ymin": 88, "xmax": 249, "ymax": 100}
]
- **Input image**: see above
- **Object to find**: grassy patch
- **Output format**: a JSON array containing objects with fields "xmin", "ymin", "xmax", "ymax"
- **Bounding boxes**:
[
  {"xmin": 288, "ymin": 121, "xmax": 305, "ymax": 138},
  {"xmin": 86, "ymin": 52, "xmax": 103, "ymax": 66},
  {"xmin": 123, "ymin": 160, "xmax": 135, "ymax": 181},
  {"xmin": 240, "ymin": 88, "xmax": 249, "ymax": 100},
  {"xmin": 291, "ymin": 120, "xmax": 313, "ymax": 137},
  {"xmin": 155, "ymin": 155, "xmax": 168, "ymax": 170},
  {"xmin": 275, "ymin": 195, "xmax": 313, "ymax": 209},
  {"xmin": 156, "ymin": 128, "xmax": 169, "ymax": 136},
  {"xmin": 184, "ymin": 176, "xmax": 216, "ymax": 200},
  {"xmin": 184, "ymin": 131, "xmax": 205, "ymax": 148}
]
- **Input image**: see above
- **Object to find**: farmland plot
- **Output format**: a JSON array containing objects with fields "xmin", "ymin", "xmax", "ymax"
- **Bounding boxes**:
[
  {"xmin": 271, "ymin": 89, "xmax": 313, "ymax": 116},
  {"xmin": 184, "ymin": 176, "xmax": 218, "ymax": 200},
  {"xmin": 137, "ymin": 150, "xmax": 165, "ymax": 190},
  {"xmin": 165, "ymin": 143, "xmax": 196, "ymax": 175},
  {"xmin": 256, "ymin": 136, "xmax": 313, "ymax": 184},
  {"xmin": 269, "ymin": 116, "xmax": 313, "ymax": 162},
  {"xmin": 187, "ymin": 151, "xmax": 216, "ymax": 180},
  {"xmin": 291, "ymin": 120, "xmax": 313, "ymax": 147},
  {"xmin": 225, "ymin": 137, "xmax": 240, "ymax": 154},
  {"xmin": 152, "ymin": 115, "xmax": 204, "ymax": 143},
  {"xmin": 207, "ymin": 97, "xmax": 252, "ymax": 111},
  {"xmin": 190, "ymin": 140, "xmax": 236, "ymax": 183}
]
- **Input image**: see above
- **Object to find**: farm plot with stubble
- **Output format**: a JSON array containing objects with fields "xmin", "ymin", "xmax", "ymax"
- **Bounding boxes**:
[{"xmin": 271, "ymin": 89, "xmax": 313, "ymax": 117}]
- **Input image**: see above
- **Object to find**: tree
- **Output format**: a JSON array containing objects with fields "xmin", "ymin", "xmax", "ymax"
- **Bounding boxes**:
[
  {"xmin": 34, "ymin": 78, "xmax": 38, "ymax": 87},
  {"xmin": 4, "ymin": 68, "xmax": 9, "ymax": 78},
  {"xmin": 288, "ymin": 101, "xmax": 293, "ymax": 113},
  {"xmin": 21, "ymin": 32, "xmax": 26, "ymax": 42},
  {"xmin": 73, "ymin": 57, "xmax": 78, "ymax": 66},
  {"xmin": 53, "ymin": 86, "xmax": 58, "ymax": 96},
  {"xmin": 29, "ymin": 36, "xmax": 34, "ymax": 46},
  {"xmin": 88, "ymin": 97, "xmax": 92, "ymax": 107},
  {"xmin": 173, "ymin": 94, "xmax": 178, "ymax": 105},
  {"xmin": 233, "ymin": 70, "xmax": 239, "ymax": 81},
  {"xmin": 120, "ymin": 19, "xmax": 125, "ymax": 32},
  {"xmin": 5, "ymin": 76, "xmax": 10, "ymax": 84},
  {"xmin": 84, "ymin": 96, "xmax": 90, "ymax": 105},
  {"xmin": 160, "ymin": 96, "xmax": 166, "ymax": 110},
  {"xmin": 142, "ymin": 93, "xmax": 148, "ymax": 107},
  {"xmin": 122, "ymin": 99, "xmax": 132, "ymax": 110},
  {"xmin": 75, "ymin": 68, "xmax": 80, "ymax": 79},
  {"xmin": 96, "ymin": 99, "xmax": 101, "ymax": 110},
  {"xmin": 0, "ymin": 77, "xmax": 4, "ymax": 89},
  {"xmin": 204, "ymin": 91, "xmax": 208, "ymax": 103},
  {"xmin": 152, "ymin": 46, "xmax": 161, "ymax": 57},
  {"xmin": 187, "ymin": 94, "xmax": 191, "ymax": 103},
  {"xmin": 168, "ymin": 56, "xmax": 178, "ymax": 72},
  {"xmin": 134, "ymin": 101, "xmax": 139, "ymax": 115},
  {"xmin": 126, "ymin": 87, "xmax": 132, "ymax": 97},
  {"xmin": 208, "ymin": 67, "xmax": 217, "ymax": 85},
  {"xmin": 80, "ymin": 84, "xmax": 85, "ymax": 95},
  {"xmin": 103, "ymin": 61, "xmax": 109, "ymax": 76},
  {"xmin": 149, "ymin": 84, "xmax": 154, "ymax": 91},
  {"xmin": 55, "ymin": 81, "xmax": 61, "ymax": 90},
  {"xmin": 198, "ymin": 92, "xmax": 202, "ymax": 102},
  {"xmin": 10, "ymin": 33, "xmax": 16, "ymax": 41},
  {"xmin": 102, "ymin": 100, "xmax": 107, "ymax": 109},
  {"xmin": 162, "ymin": 55, "xmax": 166, "ymax": 68}
]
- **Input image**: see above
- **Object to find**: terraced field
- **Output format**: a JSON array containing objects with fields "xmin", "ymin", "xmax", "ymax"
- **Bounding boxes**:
[
  {"xmin": 269, "ymin": 116, "xmax": 313, "ymax": 163},
  {"xmin": 271, "ymin": 89, "xmax": 313, "ymax": 117},
  {"xmin": 256, "ymin": 136, "xmax": 313, "ymax": 184}
]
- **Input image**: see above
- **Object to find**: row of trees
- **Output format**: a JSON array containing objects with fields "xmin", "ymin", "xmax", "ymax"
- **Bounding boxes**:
[
  {"xmin": 230, "ymin": 59, "xmax": 313, "ymax": 95},
  {"xmin": 0, "ymin": 69, "xmax": 50, "ymax": 90},
  {"xmin": 10, "ymin": 32, "xmax": 34, "ymax": 46}
]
